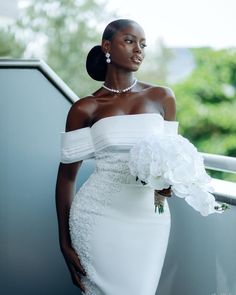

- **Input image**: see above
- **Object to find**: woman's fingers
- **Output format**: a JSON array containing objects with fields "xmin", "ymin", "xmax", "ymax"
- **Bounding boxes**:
[
  {"xmin": 70, "ymin": 250, "xmax": 87, "ymax": 276},
  {"xmin": 64, "ymin": 247, "xmax": 87, "ymax": 276},
  {"xmin": 62, "ymin": 246, "xmax": 87, "ymax": 292},
  {"xmin": 70, "ymin": 264, "xmax": 86, "ymax": 293},
  {"xmin": 73, "ymin": 261, "xmax": 87, "ymax": 277},
  {"xmin": 158, "ymin": 187, "xmax": 172, "ymax": 197}
]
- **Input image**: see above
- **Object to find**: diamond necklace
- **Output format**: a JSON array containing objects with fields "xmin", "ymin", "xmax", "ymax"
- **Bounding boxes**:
[{"xmin": 102, "ymin": 79, "xmax": 137, "ymax": 93}]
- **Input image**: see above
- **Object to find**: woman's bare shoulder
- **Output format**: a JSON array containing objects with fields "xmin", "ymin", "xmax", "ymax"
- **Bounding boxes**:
[
  {"xmin": 139, "ymin": 81, "xmax": 175, "ymax": 99},
  {"xmin": 139, "ymin": 82, "xmax": 176, "ymax": 120},
  {"xmin": 65, "ymin": 96, "xmax": 98, "ymax": 131}
]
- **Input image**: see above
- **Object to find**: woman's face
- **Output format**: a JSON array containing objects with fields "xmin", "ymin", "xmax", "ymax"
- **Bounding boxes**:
[{"xmin": 108, "ymin": 23, "xmax": 146, "ymax": 72}]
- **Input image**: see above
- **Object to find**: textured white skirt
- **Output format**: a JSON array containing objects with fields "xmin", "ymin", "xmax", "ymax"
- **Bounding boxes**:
[{"xmin": 69, "ymin": 151, "xmax": 171, "ymax": 295}]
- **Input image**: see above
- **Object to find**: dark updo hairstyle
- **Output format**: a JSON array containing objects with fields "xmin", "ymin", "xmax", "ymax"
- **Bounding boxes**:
[{"xmin": 86, "ymin": 19, "xmax": 138, "ymax": 81}]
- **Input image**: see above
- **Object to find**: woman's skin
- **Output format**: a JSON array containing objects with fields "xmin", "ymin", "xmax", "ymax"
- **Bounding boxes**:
[{"xmin": 55, "ymin": 21, "xmax": 176, "ymax": 293}]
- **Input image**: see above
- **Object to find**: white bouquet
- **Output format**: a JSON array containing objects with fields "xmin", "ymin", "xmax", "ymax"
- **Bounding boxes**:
[{"xmin": 128, "ymin": 133, "xmax": 229, "ymax": 216}]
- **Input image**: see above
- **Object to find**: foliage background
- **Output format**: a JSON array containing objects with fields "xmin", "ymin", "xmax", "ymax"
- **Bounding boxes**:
[{"xmin": 1, "ymin": 0, "xmax": 235, "ymax": 181}]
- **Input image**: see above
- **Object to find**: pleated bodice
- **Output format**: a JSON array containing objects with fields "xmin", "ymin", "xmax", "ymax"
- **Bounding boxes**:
[{"xmin": 60, "ymin": 113, "xmax": 179, "ymax": 165}]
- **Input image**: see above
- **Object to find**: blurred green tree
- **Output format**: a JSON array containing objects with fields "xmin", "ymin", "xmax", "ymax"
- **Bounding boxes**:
[
  {"xmin": 173, "ymin": 47, "xmax": 236, "ymax": 181},
  {"xmin": 16, "ymin": 0, "xmax": 113, "ymax": 97},
  {"xmin": 0, "ymin": 26, "xmax": 26, "ymax": 57}
]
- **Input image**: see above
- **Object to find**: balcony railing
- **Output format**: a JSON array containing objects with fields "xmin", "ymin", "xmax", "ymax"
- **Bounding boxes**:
[
  {"xmin": 0, "ymin": 58, "xmax": 79, "ymax": 103},
  {"xmin": 201, "ymin": 152, "xmax": 236, "ymax": 205}
]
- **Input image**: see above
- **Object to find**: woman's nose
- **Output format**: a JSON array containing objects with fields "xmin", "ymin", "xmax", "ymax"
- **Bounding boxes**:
[{"xmin": 134, "ymin": 42, "xmax": 142, "ymax": 53}]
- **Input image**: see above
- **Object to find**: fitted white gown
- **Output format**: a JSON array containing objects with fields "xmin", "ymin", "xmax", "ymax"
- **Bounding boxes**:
[{"xmin": 60, "ymin": 113, "xmax": 179, "ymax": 295}]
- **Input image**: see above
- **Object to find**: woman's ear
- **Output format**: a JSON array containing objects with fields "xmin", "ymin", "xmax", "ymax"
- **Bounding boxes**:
[{"xmin": 101, "ymin": 40, "xmax": 111, "ymax": 53}]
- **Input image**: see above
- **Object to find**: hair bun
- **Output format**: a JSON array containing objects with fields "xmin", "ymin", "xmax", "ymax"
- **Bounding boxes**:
[{"xmin": 86, "ymin": 45, "xmax": 107, "ymax": 81}]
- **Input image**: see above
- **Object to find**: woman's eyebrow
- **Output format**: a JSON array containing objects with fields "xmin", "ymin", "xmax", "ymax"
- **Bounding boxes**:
[{"xmin": 123, "ymin": 34, "xmax": 146, "ymax": 41}]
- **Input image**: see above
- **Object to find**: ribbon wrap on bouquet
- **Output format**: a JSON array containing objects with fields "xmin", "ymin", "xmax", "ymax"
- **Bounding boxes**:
[{"xmin": 128, "ymin": 133, "xmax": 226, "ymax": 216}]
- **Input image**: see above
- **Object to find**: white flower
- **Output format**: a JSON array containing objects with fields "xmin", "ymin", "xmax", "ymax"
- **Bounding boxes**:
[{"xmin": 128, "ymin": 133, "xmax": 225, "ymax": 216}]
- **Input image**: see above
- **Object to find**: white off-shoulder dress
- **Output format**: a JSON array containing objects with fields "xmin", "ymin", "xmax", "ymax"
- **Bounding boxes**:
[{"xmin": 60, "ymin": 113, "xmax": 179, "ymax": 295}]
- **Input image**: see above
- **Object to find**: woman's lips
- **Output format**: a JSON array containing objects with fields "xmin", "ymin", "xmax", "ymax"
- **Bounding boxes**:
[{"xmin": 131, "ymin": 56, "xmax": 142, "ymax": 64}]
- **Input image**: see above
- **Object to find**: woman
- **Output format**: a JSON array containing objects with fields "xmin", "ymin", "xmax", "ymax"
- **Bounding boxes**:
[{"xmin": 56, "ymin": 19, "xmax": 177, "ymax": 294}]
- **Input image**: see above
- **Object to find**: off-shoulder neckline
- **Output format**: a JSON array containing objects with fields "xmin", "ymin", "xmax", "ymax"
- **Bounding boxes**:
[
  {"xmin": 90, "ymin": 113, "xmax": 165, "ymax": 128},
  {"xmin": 62, "ymin": 113, "xmax": 178, "ymax": 134}
]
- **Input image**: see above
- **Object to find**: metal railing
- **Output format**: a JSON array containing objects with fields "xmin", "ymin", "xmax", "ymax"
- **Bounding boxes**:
[
  {"xmin": 0, "ymin": 58, "xmax": 79, "ymax": 103},
  {"xmin": 1, "ymin": 58, "xmax": 235, "ymax": 205},
  {"xmin": 202, "ymin": 152, "xmax": 236, "ymax": 174},
  {"xmin": 201, "ymin": 153, "xmax": 236, "ymax": 205}
]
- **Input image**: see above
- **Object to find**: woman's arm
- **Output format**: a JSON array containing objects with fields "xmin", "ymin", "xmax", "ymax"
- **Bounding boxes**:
[
  {"xmin": 162, "ymin": 87, "xmax": 176, "ymax": 121},
  {"xmin": 55, "ymin": 161, "xmax": 81, "ymax": 250},
  {"xmin": 55, "ymin": 98, "xmax": 94, "ymax": 292},
  {"xmin": 154, "ymin": 87, "xmax": 177, "ymax": 201},
  {"xmin": 56, "ymin": 161, "xmax": 87, "ymax": 292}
]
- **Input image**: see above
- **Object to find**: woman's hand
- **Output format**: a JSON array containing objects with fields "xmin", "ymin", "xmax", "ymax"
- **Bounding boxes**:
[
  {"xmin": 61, "ymin": 244, "xmax": 87, "ymax": 293},
  {"xmin": 156, "ymin": 186, "xmax": 172, "ymax": 197},
  {"xmin": 154, "ymin": 186, "xmax": 172, "ymax": 213}
]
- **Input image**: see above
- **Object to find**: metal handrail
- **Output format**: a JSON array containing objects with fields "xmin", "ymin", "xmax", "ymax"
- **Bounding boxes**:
[
  {"xmin": 0, "ymin": 58, "xmax": 79, "ymax": 103},
  {"xmin": 201, "ymin": 152, "xmax": 236, "ymax": 174},
  {"xmin": 201, "ymin": 154, "xmax": 236, "ymax": 204}
]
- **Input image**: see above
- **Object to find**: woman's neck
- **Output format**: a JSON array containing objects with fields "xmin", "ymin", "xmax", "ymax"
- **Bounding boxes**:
[{"xmin": 104, "ymin": 69, "xmax": 135, "ymax": 90}]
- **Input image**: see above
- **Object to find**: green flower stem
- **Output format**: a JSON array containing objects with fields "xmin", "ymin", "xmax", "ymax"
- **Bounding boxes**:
[{"xmin": 214, "ymin": 203, "xmax": 230, "ymax": 211}]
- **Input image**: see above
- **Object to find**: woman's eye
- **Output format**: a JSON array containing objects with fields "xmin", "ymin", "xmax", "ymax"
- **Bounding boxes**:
[
  {"xmin": 141, "ymin": 43, "xmax": 147, "ymax": 48},
  {"xmin": 125, "ymin": 39, "xmax": 133, "ymax": 44}
]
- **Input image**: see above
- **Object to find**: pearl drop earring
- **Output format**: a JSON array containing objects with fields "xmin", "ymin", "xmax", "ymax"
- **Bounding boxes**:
[{"xmin": 105, "ymin": 52, "xmax": 111, "ymax": 63}]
